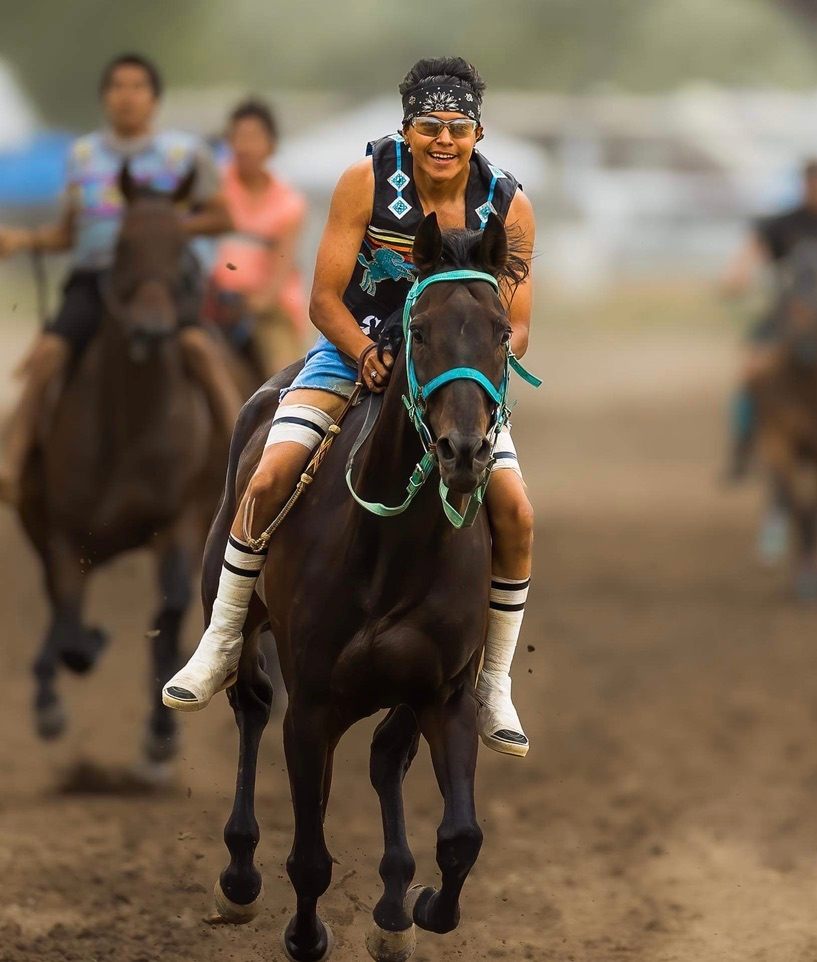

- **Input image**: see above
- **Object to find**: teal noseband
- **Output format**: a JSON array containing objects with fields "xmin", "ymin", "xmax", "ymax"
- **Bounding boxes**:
[{"xmin": 346, "ymin": 269, "xmax": 541, "ymax": 528}]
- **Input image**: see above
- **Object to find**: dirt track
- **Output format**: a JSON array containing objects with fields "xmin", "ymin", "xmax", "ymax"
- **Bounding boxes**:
[{"xmin": 3, "ymin": 291, "xmax": 817, "ymax": 962}]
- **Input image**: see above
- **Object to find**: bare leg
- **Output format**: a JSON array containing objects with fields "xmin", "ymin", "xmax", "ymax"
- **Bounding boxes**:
[
  {"xmin": 409, "ymin": 687, "xmax": 483, "ymax": 935},
  {"xmin": 0, "ymin": 334, "xmax": 68, "ymax": 505},
  {"xmin": 367, "ymin": 705, "xmax": 421, "ymax": 962},
  {"xmin": 282, "ymin": 698, "xmax": 337, "ymax": 962},
  {"xmin": 213, "ymin": 608, "xmax": 273, "ymax": 922},
  {"xmin": 479, "ymin": 468, "xmax": 533, "ymax": 755}
]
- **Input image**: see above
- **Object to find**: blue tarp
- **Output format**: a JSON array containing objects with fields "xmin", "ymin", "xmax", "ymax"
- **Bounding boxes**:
[{"xmin": 0, "ymin": 131, "xmax": 72, "ymax": 206}]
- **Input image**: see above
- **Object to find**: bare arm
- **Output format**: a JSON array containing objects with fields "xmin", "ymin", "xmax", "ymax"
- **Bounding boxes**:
[
  {"xmin": 504, "ymin": 189, "xmax": 536, "ymax": 359},
  {"xmin": 183, "ymin": 192, "xmax": 233, "ymax": 237},
  {"xmin": 0, "ymin": 205, "xmax": 74, "ymax": 257},
  {"xmin": 309, "ymin": 158, "xmax": 378, "ymax": 364},
  {"xmin": 721, "ymin": 232, "xmax": 768, "ymax": 298}
]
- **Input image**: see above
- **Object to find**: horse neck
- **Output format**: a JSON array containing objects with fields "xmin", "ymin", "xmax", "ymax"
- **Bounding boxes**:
[
  {"xmin": 355, "ymin": 352, "xmax": 427, "ymax": 505},
  {"xmin": 96, "ymin": 316, "xmax": 190, "ymax": 441}
]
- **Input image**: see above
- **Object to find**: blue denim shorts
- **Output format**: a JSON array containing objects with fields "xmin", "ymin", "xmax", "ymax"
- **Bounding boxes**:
[{"xmin": 280, "ymin": 334, "xmax": 358, "ymax": 400}]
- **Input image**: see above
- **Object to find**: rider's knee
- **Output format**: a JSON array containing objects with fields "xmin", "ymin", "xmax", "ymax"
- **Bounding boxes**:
[{"xmin": 491, "ymin": 484, "xmax": 534, "ymax": 547}]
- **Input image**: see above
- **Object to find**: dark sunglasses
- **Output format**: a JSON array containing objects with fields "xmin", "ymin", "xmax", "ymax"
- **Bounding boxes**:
[{"xmin": 409, "ymin": 116, "xmax": 479, "ymax": 139}]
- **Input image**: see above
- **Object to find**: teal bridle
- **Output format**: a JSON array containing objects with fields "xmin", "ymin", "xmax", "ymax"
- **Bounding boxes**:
[{"xmin": 345, "ymin": 269, "xmax": 541, "ymax": 528}]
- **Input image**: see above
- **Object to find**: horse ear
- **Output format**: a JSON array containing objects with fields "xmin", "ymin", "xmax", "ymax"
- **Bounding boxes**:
[
  {"xmin": 118, "ymin": 161, "xmax": 137, "ymax": 205},
  {"xmin": 478, "ymin": 212, "xmax": 508, "ymax": 276},
  {"xmin": 412, "ymin": 212, "xmax": 443, "ymax": 275},
  {"xmin": 171, "ymin": 165, "xmax": 197, "ymax": 205}
]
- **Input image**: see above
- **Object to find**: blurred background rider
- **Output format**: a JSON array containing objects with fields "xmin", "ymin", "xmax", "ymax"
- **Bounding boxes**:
[
  {"xmin": 209, "ymin": 99, "xmax": 307, "ymax": 377},
  {"xmin": 0, "ymin": 52, "xmax": 239, "ymax": 505},
  {"xmin": 721, "ymin": 159, "xmax": 817, "ymax": 481}
]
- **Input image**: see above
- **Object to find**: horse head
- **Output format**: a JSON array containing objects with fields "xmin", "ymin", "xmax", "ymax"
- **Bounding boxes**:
[
  {"xmin": 402, "ymin": 212, "xmax": 522, "ymax": 494},
  {"xmin": 107, "ymin": 161, "xmax": 197, "ymax": 361}
]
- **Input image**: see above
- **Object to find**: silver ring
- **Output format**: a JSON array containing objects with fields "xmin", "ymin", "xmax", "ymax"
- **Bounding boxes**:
[{"xmin": 371, "ymin": 371, "xmax": 379, "ymax": 382}]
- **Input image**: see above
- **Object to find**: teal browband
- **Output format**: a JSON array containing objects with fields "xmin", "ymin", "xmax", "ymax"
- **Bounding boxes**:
[{"xmin": 346, "ymin": 269, "xmax": 542, "ymax": 528}]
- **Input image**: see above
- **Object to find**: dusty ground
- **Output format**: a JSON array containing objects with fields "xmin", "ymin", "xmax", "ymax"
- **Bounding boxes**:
[{"xmin": 3, "ymin": 283, "xmax": 817, "ymax": 962}]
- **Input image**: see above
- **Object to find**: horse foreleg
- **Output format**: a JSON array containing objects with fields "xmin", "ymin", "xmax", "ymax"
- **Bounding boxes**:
[
  {"xmin": 366, "ymin": 705, "xmax": 420, "ymax": 962},
  {"xmin": 408, "ymin": 685, "xmax": 482, "ymax": 937},
  {"xmin": 212, "ymin": 598, "xmax": 272, "ymax": 924},
  {"xmin": 33, "ymin": 535, "xmax": 102, "ymax": 738},
  {"xmin": 282, "ymin": 697, "xmax": 338, "ymax": 962},
  {"xmin": 144, "ymin": 528, "xmax": 195, "ymax": 766}
]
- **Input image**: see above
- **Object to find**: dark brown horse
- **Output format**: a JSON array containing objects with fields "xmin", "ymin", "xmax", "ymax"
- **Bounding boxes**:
[
  {"xmin": 755, "ymin": 239, "xmax": 817, "ymax": 598},
  {"xmin": 198, "ymin": 214, "xmax": 520, "ymax": 961},
  {"xmin": 19, "ymin": 165, "xmax": 233, "ymax": 771}
]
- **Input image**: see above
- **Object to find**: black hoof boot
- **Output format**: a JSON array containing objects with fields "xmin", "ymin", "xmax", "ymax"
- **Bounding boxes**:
[{"xmin": 60, "ymin": 626, "xmax": 109, "ymax": 674}]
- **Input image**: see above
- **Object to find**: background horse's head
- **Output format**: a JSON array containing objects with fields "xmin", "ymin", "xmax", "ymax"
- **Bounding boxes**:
[
  {"xmin": 781, "ymin": 239, "xmax": 817, "ymax": 366},
  {"xmin": 398, "ymin": 212, "xmax": 528, "ymax": 494},
  {"xmin": 107, "ymin": 161, "xmax": 197, "ymax": 360}
]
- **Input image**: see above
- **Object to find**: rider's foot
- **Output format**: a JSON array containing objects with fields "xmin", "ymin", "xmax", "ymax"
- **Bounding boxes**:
[
  {"xmin": 162, "ymin": 535, "xmax": 266, "ymax": 711},
  {"xmin": 162, "ymin": 623, "xmax": 242, "ymax": 711},
  {"xmin": 475, "ymin": 670, "xmax": 529, "ymax": 757}
]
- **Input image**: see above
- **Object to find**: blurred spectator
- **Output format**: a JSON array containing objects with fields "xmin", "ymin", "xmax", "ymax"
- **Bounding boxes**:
[{"xmin": 210, "ymin": 99, "xmax": 307, "ymax": 376}]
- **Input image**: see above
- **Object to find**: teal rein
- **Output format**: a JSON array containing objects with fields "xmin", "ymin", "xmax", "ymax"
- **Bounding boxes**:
[{"xmin": 345, "ymin": 269, "xmax": 542, "ymax": 528}]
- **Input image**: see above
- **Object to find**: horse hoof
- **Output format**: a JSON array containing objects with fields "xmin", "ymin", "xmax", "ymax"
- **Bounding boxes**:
[
  {"xmin": 365, "ymin": 921, "xmax": 416, "ymax": 962},
  {"xmin": 212, "ymin": 878, "xmax": 263, "ymax": 925},
  {"xmin": 131, "ymin": 758, "xmax": 174, "ymax": 790},
  {"xmin": 60, "ymin": 626, "xmax": 109, "ymax": 674},
  {"xmin": 282, "ymin": 919, "xmax": 334, "ymax": 961},
  {"xmin": 36, "ymin": 700, "xmax": 67, "ymax": 740}
]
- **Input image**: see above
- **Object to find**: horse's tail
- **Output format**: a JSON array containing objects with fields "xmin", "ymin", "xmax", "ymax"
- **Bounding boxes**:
[{"xmin": 200, "ymin": 360, "xmax": 304, "ymax": 618}]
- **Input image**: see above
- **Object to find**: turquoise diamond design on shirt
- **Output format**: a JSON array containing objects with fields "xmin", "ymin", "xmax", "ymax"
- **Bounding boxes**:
[
  {"xmin": 475, "ymin": 201, "xmax": 496, "ymax": 223},
  {"xmin": 388, "ymin": 169, "xmax": 410, "ymax": 192},
  {"xmin": 388, "ymin": 196, "xmax": 412, "ymax": 220},
  {"xmin": 488, "ymin": 165, "xmax": 507, "ymax": 180}
]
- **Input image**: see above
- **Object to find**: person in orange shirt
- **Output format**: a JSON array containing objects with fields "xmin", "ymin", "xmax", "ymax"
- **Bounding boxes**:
[{"xmin": 211, "ymin": 99, "xmax": 307, "ymax": 375}]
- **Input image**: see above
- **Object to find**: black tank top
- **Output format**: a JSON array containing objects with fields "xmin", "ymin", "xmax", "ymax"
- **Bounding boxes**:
[{"xmin": 342, "ymin": 134, "xmax": 521, "ymax": 336}]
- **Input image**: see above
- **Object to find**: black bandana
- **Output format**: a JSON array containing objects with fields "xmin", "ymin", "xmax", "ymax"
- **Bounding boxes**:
[{"xmin": 401, "ymin": 79, "xmax": 481, "ymax": 124}]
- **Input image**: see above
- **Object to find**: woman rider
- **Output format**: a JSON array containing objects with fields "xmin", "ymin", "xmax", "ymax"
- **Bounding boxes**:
[{"xmin": 163, "ymin": 57, "xmax": 536, "ymax": 758}]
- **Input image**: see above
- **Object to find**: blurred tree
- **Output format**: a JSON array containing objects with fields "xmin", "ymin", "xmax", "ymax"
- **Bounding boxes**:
[{"xmin": 3, "ymin": 0, "xmax": 817, "ymax": 128}]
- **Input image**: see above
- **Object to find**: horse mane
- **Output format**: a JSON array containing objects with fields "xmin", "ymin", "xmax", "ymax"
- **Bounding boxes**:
[{"xmin": 377, "ymin": 224, "xmax": 530, "ymax": 360}]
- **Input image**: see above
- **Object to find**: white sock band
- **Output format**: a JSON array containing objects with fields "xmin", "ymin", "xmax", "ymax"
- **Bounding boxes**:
[
  {"xmin": 265, "ymin": 404, "xmax": 335, "ymax": 450},
  {"xmin": 215, "ymin": 536, "xmax": 266, "ymax": 609},
  {"xmin": 483, "ymin": 576, "xmax": 530, "ymax": 676}
]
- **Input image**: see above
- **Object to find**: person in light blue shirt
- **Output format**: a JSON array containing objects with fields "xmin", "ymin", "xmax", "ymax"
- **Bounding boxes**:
[{"xmin": 0, "ymin": 53, "xmax": 240, "ymax": 503}]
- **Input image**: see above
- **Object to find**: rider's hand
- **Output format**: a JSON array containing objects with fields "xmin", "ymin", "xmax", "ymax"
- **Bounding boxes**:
[
  {"xmin": 360, "ymin": 346, "xmax": 394, "ymax": 394},
  {"xmin": 0, "ymin": 227, "xmax": 32, "ymax": 259}
]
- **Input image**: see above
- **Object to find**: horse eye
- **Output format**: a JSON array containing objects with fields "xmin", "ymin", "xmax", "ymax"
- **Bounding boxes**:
[
  {"xmin": 410, "ymin": 327, "xmax": 425, "ymax": 344},
  {"xmin": 500, "ymin": 328, "xmax": 511, "ymax": 345}
]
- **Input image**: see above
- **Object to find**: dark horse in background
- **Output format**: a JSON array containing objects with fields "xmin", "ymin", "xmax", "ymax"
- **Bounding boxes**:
[
  {"xmin": 755, "ymin": 238, "xmax": 817, "ymax": 599},
  {"xmin": 19, "ymin": 164, "xmax": 244, "ymax": 774},
  {"xmin": 197, "ymin": 213, "xmax": 523, "ymax": 962}
]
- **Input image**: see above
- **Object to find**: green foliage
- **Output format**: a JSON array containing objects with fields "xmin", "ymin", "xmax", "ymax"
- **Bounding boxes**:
[{"xmin": 2, "ymin": 0, "xmax": 817, "ymax": 126}]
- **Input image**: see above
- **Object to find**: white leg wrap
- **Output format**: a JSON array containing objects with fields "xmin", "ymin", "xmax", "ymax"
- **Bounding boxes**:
[
  {"xmin": 476, "ymin": 576, "xmax": 530, "ymax": 756},
  {"xmin": 265, "ymin": 404, "xmax": 335, "ymax": 450},
  {"xmin": 162, "ymin": 536, "xmax": 266, "ymax": 711},
  {"xmin": 490, "ymin": 425, "xmax": 523, "ymax": 478}
]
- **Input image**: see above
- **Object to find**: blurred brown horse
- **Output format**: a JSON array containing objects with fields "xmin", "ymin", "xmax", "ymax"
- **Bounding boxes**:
[
  {"xmin": 19, "ymin": 164, "xmax": 241, "ymax": 769},
  {"xmin": 754, "ymin": 239, "xmax": 817, "ymax": 598}
]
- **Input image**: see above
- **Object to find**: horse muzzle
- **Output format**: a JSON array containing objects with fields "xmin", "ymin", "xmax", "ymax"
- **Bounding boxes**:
[{"xmin": 435, "ymin": 431, "xmax": 493, "ymax": 493}]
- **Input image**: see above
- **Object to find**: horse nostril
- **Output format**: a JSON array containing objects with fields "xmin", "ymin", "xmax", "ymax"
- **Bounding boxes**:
[{"xmin": 437, "ymin": 433, "xmax": 491, "ymax": 470}]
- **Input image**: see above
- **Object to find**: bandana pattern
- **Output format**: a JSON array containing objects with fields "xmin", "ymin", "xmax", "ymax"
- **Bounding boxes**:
[{"xmin": 402, "ymin": 80, "xmax": 481, "ymax": 123}]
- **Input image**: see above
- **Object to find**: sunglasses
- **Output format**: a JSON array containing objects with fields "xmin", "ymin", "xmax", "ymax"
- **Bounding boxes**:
[{"xmin": 409, "ymin": 116, "xmax": 479, "ymax": 139}]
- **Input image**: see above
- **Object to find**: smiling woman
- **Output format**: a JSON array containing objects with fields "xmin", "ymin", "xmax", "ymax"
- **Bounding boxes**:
[{"xmin": 165, "ymin": 54, "xmax": 537, "ymax": 769}]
